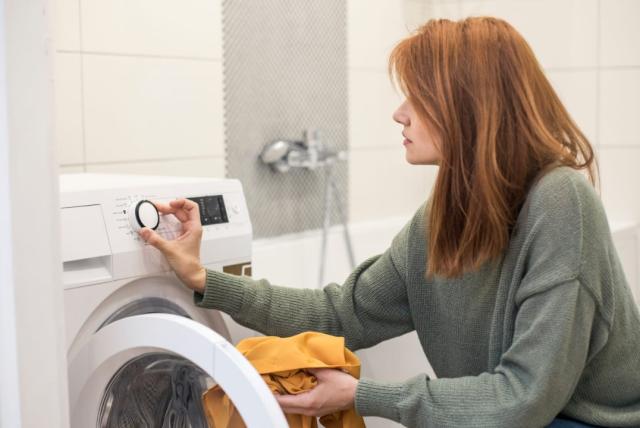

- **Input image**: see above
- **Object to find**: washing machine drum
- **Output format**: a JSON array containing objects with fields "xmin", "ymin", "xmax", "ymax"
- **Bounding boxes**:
[
  {"xmin": 68, "ymin": 304, "xmax": 287, "ymax": 428},
  {"xmin": 98, "ymin": 352, "xmax": 211, "ymax": 427}
]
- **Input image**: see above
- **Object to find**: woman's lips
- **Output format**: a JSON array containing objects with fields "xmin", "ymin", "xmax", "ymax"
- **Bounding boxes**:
[{"xmin": 403, "ymin": 138, "xmax": 413, "ymax": 145}]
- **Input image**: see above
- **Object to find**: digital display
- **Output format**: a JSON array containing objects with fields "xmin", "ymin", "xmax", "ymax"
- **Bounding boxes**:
[{"xmin": 188, "ymin": 195, "xmax": 228, "ymax": 225}]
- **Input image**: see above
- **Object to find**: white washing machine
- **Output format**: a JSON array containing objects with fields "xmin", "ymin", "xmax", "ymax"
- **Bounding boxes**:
[{"xmin": 59, "ymin": 173, "xmax": 287, "ymax": 428}]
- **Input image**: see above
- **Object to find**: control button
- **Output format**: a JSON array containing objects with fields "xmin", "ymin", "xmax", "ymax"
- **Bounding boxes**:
[
  {"xmin": 128, "ymin": 200, "xmax": 160, "ymax": 232},
  {"xmin": 231, "ymin": 203, "xmax": 241, "ymax": 214}
]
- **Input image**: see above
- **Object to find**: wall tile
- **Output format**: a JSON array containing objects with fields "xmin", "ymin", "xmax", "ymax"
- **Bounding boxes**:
[
  {"xmin": 349, "ymin": 69, "xmax": 403, "ymax": 149},
  {"xmin": 348, "ymin": 0, "xmax": 461, "ymax": 71},
  {"xmin": 349, "ymin": 147, "xmax": 438, "ymax": 222},
  {"xmin": 599, "ymin": 69, "xmax": 640, "ymax": 146},
  {"xmin": 348, "ymin": 0, "xmax": 410, "ymax": 70},
  {"xmin": 54, "ymin": 53, "xmax": 84, "ymax": 165},
  {"xmin": 58, "ymin": 165, "xmax": 85, "ymax": 174},
  {"xmin": 409, "ymin": 0, "xmax": 462, "ymax": 27},
  {"xmin": 85, "ymin": 157, "xmax": 225, "ymax": 178},
  {"xmin": 461, "ymin": 0, "xmax": 598, "ymax": 69},
  {"xmin": 598, "ymin": 147, "xmax": 640, "ymax": 224},
  {"xmin": 55, "ymin": 0, "xmax": 80, "ymax": 50},
  {"xmin": 600, "ymin": 0, "xmax": 640, "ymax": 67},
  {"xmin": 83, "ymin": 55, "xmax": 224, "ymax": 163},
  {"xmin": 546, "ymin": 70, "xmax": 598, "ymax": 143},
  {"xmin": 81, "ymin": 0, "xmax": 222, "ymax": 58},
  {"xmin": 425, "ymin": 1, "xmax": 462, "ymax": 20}
]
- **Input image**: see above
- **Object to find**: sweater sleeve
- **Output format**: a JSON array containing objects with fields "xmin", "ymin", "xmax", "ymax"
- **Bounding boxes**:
[
  {"xmin": 193, "ymin": 205, "xmax": 423, "ymax": 351},
  {"xmin": 355, "ymin": 278, "xmax": 606, "ymax": 427}
]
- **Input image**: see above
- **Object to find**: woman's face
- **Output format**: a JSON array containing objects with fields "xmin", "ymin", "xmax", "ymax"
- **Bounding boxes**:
[{"xmin": 393, "ymin": 99, "xmax": 442, "ymax": 165}]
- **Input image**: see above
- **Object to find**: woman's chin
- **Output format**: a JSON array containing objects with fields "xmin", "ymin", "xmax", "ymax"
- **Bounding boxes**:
[{"xmin": 405, "ymin": 152, "xmax": 439, "ymax": 166}]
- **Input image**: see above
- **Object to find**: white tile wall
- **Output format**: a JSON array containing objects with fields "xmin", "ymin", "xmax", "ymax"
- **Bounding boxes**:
[
  {"xmin": 85, "ymin": 157, "xmax": 225, "ymax": 178},
  {"xmin": 347, "ymin": 0, "xmax": 409, "ymax": 70},
  {"xmin": 81, "ymin": 0, "xmax": 222, "ymax": 59},
  {"xmin": 349, "ymin": 69, "xmax": 403, "ymax": 149},
  {"xmin": 82, "ymin": 55, "xmax": 223, "ymax": 163},
  {"xmin": 598, "ymin": 147, "xmax": 640, "ymax": 224},
  {"xmin": 58, "ymin": 165, "xmax": 85, "ymax": 174},
  {"xmin": 546, "ymin": 70, "xmax": 598, "ymax": 143},
  {"xmin": 600, "ymin": 0, "xmax": 640, "ymax": 67},
  {"xmin": 53, "ymin": 0, "xmax": 225, "ymax": 178},
  {"xmin": 347, "ymin": 0, "xmax": 441, "ymax": 223},
  {"xmin": 55, "ymin": 0, "xmax": 80, "ymax": 51},
  {"xmin": 461, "ymin": 0, "xmax": 599, "ymax": 69},
  {"xmin": 349, "ymin": 147, "xmax": 438, "ymax": 222},
  {"xmin": 54, "ymin": 53, "xmax": 84, "ymax": 165},
  {"xmin": 600, "ymin": 69, "xmax": 640, "ymax": 147}
]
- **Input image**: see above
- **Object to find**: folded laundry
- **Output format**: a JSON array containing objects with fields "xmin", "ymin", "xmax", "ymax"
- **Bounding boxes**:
[{"xmin": 202, "ymin": 331, "xmax": 366, "ymax": 428}]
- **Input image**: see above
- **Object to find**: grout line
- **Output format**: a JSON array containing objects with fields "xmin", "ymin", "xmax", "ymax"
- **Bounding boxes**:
[
  {"xmin": 343, "ymin": 0, "xmax": 350, "ymax": 223},
  {"xmin": 222, "ymin": 0, "xmax": 229, "ymax": 179},
  {"xmin": 57, "ymin": 49, "xmax": 221, "ymax": 63},
  {"xmin": 82, "ymin": 155, "xmax": 226, "ymax": 167},
  {"xmin": 595, "ymin": 0, "xmax": 602, "ymax": 156},
  {"xmin": 545, "ymin": 65, "xmax": 640, "ymax": 73},
  {"xmin": 596, "ymin": 145, "xmax": 640, "ymax": 150},
  {"xmin": 77, "ymin": 0, "xmax": 87, "ymax": 173},
  {"xmin": 350, "ymin": 145, "xmax": 403, "ymax": 152}
]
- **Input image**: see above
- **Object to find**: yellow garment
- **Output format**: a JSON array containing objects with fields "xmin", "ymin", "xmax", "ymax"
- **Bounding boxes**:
[{"xmin": 202, "ymin": 331, "xmax": 366, "ymax": 428}]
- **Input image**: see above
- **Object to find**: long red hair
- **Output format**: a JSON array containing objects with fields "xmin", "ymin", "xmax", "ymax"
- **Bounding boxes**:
[{"xmin": 389, "ymin": 17, "xmax": 597, "ymax": 278}]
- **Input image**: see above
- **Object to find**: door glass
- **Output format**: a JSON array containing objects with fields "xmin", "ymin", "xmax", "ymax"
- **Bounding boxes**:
[
  {"xmin": 97, "ymin": 298, "xmax": 216, "ymax": 427},
  {"xmin": 98, "ymin": 352, "xmax": 214, "ymax": 428},
  {"xmin": 98, "ymin": 297, "xmax": 191, "ymax": 331}
]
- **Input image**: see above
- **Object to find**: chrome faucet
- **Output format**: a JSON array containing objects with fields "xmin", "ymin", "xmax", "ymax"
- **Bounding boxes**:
[
  {"xmin": 259, "ymin": 129, "xmax": 355, "ymax": 286},
  {"xmin": 260, "ymin": 129, "xmax": 347, "ymax": 173}
]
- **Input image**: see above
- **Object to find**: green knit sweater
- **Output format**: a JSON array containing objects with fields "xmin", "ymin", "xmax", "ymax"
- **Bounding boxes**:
[{"xmin": 194, "ymin": 167, "xmax": 640, "ymax": 427}]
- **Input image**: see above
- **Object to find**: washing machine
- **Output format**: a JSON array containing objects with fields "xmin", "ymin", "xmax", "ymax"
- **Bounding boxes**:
[{"xmin": 59, "ymin": 173, "xmax": 287, "ymax": 427}]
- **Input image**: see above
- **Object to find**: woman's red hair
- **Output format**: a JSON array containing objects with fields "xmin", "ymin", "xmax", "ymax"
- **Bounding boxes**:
[{"xmin": 389, "ymin": 17, "xmax": 597, "ymax": 278}]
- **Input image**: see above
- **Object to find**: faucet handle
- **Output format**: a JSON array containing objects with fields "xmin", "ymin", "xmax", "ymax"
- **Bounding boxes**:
[{"xmin": 304, "ymin": 129, "xmax": 321, "ymax": 148}]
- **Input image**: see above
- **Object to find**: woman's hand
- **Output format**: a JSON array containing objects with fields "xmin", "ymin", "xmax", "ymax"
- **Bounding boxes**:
[
  {"xmin": 275, "ymin": 368, "xmax": 358, "ymax": 417},
  {"xmin": 137, "ymin": 198, "xmax": 206, "ymax": 293}
]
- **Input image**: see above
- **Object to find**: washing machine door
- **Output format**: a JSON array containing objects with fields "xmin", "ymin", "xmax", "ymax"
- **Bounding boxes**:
[{"xmin": 68, "ymin": 313, "xmax": 287, "ymax": 428}]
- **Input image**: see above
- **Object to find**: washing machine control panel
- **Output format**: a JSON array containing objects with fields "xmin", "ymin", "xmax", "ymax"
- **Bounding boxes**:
[
  {"xmin": 110, "ymin": 192, "xmax": 241, "ymax": 242},
  {"xmin": 60, "ymin": 175, "xmax": 252, "ymax": 288}
]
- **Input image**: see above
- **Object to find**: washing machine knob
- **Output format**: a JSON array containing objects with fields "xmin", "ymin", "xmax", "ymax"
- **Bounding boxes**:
[{"xmin": 128, "ymin": 200, "xmax": 160, "ymax": 232}]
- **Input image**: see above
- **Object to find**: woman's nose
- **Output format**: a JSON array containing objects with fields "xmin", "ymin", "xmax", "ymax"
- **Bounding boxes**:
[{"xmin": 393, "ymin": 101, "xmax": 410, "ymax": 126}]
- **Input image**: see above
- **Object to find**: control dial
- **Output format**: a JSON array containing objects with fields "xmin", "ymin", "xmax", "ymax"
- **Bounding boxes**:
[{"xmin": 128, "ymin": 200, "xmax": 160, "ymax": 232}]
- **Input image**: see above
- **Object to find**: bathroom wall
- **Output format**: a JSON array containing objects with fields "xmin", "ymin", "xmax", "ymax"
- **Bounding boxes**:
[
  {"xmin": 223, "ymin": 0, "xmax": 348, "ymax": 238},
  {"xmin": 54, "ymin": 0, "xmax": 640, "ymax": 231},
  {"xmin": 347, "ymin": 1, "xmax": 440, "ymax": 223},
  {"xmin": 54, "ymin": 0, "xmax": 225, "ymax": 177}
]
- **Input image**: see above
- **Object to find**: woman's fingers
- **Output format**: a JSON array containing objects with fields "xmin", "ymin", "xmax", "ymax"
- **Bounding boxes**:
[
  {"xmin": 139, "ymin": 227, "xmax": 171, "ymax": 253},
  {"xmin": 152, "ymin": 199, "xmax": 194, "ymax": 223},
  {"xmin": 170, "ymin": 198, "xmax": 201, "ymax": 223},
  {"xmin": 152, "ymin": 201, "xmax": 176, "ymax": 214},
  {"xmin": 151, "ymin": 201, "xmax": 188, "ymax": 223},
  {"xmin": 275, "ymin": 391, "xmax": 319, "ymax": 416}
]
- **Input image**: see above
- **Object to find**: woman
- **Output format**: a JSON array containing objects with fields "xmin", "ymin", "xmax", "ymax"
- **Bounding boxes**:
[{"xmin": 140, "ymin": 17, "xmax": 640, "ymax": 428}]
